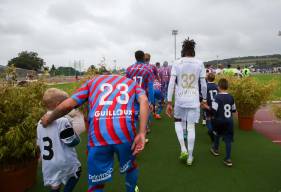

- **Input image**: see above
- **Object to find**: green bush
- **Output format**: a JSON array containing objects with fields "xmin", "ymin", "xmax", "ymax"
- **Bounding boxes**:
[
  {"xmin": 0, "ymin": 82, "xmax": 46, "ymax": 168},
  {"xmin": 216, "ymin": 75, "xmax": 276, "ymax": 116},
  {"xmin": 273, "ymin": 105, "xmax": 281, "ymax": 120}
]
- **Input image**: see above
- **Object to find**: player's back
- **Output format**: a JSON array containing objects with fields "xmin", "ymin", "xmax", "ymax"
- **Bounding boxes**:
[
  {"xmin": 126, "ymin": 63, "xmax": 153, "ymax": 91},
  {"xmin": 172, "ymin": 57, "xmax": 205, "ymax": 108},
  {"xmin": 72, "ymin": 75, "xmax": 145, "ymax": 147},
  {"xmin": 159, "ymin": 66, "xmax": 171, "ymax": 83},
  {"xmin": 212, "ymin": 93, "xmax": 236, "ymax": 121},
  {"xmin": 207, "ymin": 82, "xmax": 218, "ymax": 106},
  {"xmin": 37, "ymin": 117, "xmax": 80, "ymax": 183}
]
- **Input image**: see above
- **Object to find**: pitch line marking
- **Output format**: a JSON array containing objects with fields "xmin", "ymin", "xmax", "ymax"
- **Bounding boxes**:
[{"xmin": 254, "ymin": 120, "xmax": 281, "ymax": 124}]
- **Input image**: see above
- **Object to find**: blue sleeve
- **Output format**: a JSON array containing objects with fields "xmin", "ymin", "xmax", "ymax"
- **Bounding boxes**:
[{"xmin": 148, "ymin": 81, "xmax": 155, "ymax": 104}]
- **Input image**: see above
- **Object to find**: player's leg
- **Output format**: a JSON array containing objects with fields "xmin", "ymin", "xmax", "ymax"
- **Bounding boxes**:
[
  {"xmin": 206, "ymin": 111, "xmax": 214, "ymax": 142},
  {"xmin": 50, "ymin": 186, "xmax": 60, "ymax": 192},
  {"xmin": 211, "ymin": 120, "xmax": 220, "ymax": 156},
  {"xmin": 174, "ymin": 105, "xmax": 188, "ymax": 160},
  {"xmin": 87, "ymin": 146, "xmax": 114, "ymax": 192},
  {"xmin": 114, "ymin": 143, "xmax": 139, "ymax": 192},
  {"xmin": 223, "ymin": 122, "xmax": 234, "ymax": 167},
  {"xmin": 63, "ymin": 167, "xmax": 82, "ymax": 192},
  {"xmin": 186, "ymin": 122, "xmax": 195, "ymax": 165},
  {"xmin": 185, "ymin": 108, "xmax": 200, "ymax": 165}
]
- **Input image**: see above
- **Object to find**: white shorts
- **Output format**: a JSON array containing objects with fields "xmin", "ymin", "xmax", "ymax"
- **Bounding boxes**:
[{"xmin": 174, "ymin": 105, "xmax": 200, "ymax": 123}]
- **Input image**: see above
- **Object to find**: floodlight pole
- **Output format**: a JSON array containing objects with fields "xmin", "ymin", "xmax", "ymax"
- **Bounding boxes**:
[{"xmin": 172, "ymin": 30, "xmax": 178, "ymax": 60}]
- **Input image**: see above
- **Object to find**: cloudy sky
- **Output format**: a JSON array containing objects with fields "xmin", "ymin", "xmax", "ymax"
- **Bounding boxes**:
[{"xmin": 0, "ymin": 0, "xmax": 280, "ymax": 70}]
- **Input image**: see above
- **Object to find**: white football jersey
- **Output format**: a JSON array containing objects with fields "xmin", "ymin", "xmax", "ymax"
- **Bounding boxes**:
[
  {"xmin": 171, "ymin": 57, "xmax": 206, "ymax": 108},
  {"xmin": 37, "ymin": 117, "xmax": 81, "ymax": 187}
]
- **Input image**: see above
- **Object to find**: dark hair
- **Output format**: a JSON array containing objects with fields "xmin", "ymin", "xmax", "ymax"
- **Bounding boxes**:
[
  {"xmin": 181, "ymin": 38, "xmax": 196, "ymax": 57},
  {"xmin": 155, "ymin": 62, "xmax": 160, "ymax": 67},
  {"xmin": 207, "ymin": 73, "xmax": 216, "ymax": 82},
  {"xmin": 227, "ymin": 64, "xmax": 231, "ymax": 68},
  {"xmin": 218, "ymin": 78, "xmax": 228, "ymax": 90},
  {"xmin": 135, "ymin": 50, "xmax": 145, "ymax": 62}
]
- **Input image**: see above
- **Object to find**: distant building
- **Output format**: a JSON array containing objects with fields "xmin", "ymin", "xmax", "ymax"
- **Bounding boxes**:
[{"xmin": 0, "ymin": 65, "xmax": 37, "ymax": 81}]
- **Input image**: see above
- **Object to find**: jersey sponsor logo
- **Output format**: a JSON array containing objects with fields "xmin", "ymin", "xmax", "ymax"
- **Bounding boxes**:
[
  {"xmin": 94, "ymin": 109, "xmax": 133, "ymax": 119},
  {"xmin": 89, "ymin": 168, "xmax": 113, "ymax": 183},
  {"xmin": 176, "ymin": 88, "xmax": 197, "ymax": 97},
  {"xmin": 120, "ymin": 160, "xmax": 131, "ymax": 173}
]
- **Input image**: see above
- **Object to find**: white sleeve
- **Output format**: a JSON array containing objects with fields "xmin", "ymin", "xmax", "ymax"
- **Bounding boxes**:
[
  {"xmin": 212, "ymin": 101, "xmax": 218, "ymax": 111},
  {"xmin": 200, "ymin": 63, "xmax": 206, "ymax": 78},
  {"xmin": 36, "ymin": 123, "xmax": 41, "ymax": 146},
  {"xmin": 66, "ymin": 110, "xmax": 86, "ymax": 135},
  {"xmin": 200, "ymin": 77, "xmax": 207, "ymax": 100},
  {"xmin": 167, "ymin": 75, "xmax": 176, "ymax": 102}
]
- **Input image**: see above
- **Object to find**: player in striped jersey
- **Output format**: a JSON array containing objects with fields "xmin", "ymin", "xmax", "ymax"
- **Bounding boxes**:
[
  {"xmin": 153, "ymin": 79, "xmax": 163, "ymax": 119},
  {"xmin": 41, "ymin": 75, "xmax": 150, "ymax": 192},
  {"xmin": 144, "ymin": 53, "xmax": 160, "ymax": 81},
  {"xmin": 126, "ymin": 50, "xmax": 154, "ymax": 106},
  {"xmin": 158, "ymin": 61, "xmax": 171, "ymax": 102}
]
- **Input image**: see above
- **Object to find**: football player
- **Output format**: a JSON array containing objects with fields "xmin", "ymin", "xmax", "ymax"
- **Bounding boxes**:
[
  {"xmin": 37, "ymin": 88, "xmax": 82, "ymax": 192},
  {"xmin": 206, "ymin": 73, "xmax": 218, "ymax": 142},
  {"xmin": 41, "ymin": 75, "xmax": 149, "ymax": 192},
  {"xmin": 208, "ymin": 78, "xmax": 236, "ymax": 167},
  {"xmin": 166, "ymin": 38, "xmax": 207, "ymax": 166}
]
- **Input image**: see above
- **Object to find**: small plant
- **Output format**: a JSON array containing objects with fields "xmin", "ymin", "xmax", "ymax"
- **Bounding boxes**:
[
  {"xmin": 0, "ymin": 81, "xmax": 46, "ymax": 168},
  {"xmin": 273, "ymin": 105, "xmax": 281, "ymax": 120},
  {"xmin": 216, "ymin": 75, "xmax": 276, "ymax": 116}
]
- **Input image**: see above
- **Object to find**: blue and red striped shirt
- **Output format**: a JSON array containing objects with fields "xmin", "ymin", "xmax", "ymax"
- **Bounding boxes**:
[
  {"xmin": 126, "ymin": 62, "xmax": 154, "ymax": 104},
  {"xmin": 71, "ymin": 75, "xmax": 145, "ymax": 147}
]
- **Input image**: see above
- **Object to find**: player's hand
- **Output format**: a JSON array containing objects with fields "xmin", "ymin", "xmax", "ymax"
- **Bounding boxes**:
[
  {"xmin": 166, "ymin": 102, "xmax": 173, "ymax": 118},
  {"xmin": 200, "ymin": 101, "xmax": 209, "ymax": 110},
  {"xmin": 40, "ymin": 113, "xmax": 51, "ymax": 127},
  {"xmin": 131, "ymin": 132, "xmax": 146, "ymax": 156},
  {"xmin": 149, "ymin": 104, "xmax": 154, "ymax": 112}
]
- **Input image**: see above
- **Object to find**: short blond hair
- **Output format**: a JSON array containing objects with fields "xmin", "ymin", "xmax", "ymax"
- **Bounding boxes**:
[{"xmin": 43, "ymin": 88, "xmax": 69, "ymax": 110}]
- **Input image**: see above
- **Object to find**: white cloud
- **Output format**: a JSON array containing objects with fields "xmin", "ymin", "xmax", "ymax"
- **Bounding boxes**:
[{"xmin": 0, "ymin": 0, "xmax": 280, "ymax": 69}]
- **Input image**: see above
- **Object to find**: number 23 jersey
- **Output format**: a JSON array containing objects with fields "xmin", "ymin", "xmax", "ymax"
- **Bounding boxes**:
[
  {"xmin": 171, "ymin": 57, "xmax": 206, "ymax": 108},
  {"xmin": 37, "ymin": 117, "xmax": 81, "ymax": 186},
  {"xmin": 71, "ymin": 75, "xmax": 145, "ymax": 147}
]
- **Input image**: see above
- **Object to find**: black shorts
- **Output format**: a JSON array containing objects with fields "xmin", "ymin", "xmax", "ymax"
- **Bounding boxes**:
[{"xmin": 211, "ymin": 119, "xmax": 234, "ymax": 142}]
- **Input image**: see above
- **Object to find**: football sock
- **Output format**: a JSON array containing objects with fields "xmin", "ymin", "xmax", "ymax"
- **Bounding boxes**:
[
  {"xmin": 206, "ymin": 120, "xmax": 214, "ymax": 142},
  {"xmin": 187, "ymin": 123, "xmax": 195, "ymax": 160},
  {"xmin": 50, "ymin": 189, "xmax": 60, "ymax": 192},
  {"xmin": 125, "ymin": 168, "xmax": 139, "ymax": 192},
  {"xmin": 175, "ymin": 122, "xmax": 187, "ymax": 153},
  {"xmin": 64, "ymin": 167, "xmax": 81, "ymax": 192},
  {"xmin": 225, "ymin": 140, "xmax": 232, "ymax": 160}
]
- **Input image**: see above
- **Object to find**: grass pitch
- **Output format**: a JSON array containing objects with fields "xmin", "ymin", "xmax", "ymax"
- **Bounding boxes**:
[
  {"xmin": 28, "ymin": 79, "xmax": 281, "ymax": 192},
  {"xmin": 253, "ymin": 74, "xmax": 281, "ymax": 100}
]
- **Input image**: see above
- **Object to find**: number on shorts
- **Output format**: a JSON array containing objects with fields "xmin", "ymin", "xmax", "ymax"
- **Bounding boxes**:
[
  {"xmin": 209, "ymin": 90, "xmax": 218, "ymax": 101},
  {"xmin": 100, "ymin": 83, "xmax": 129, "ymax": 105},
  {"xmin": 133, "ymin": 76, "xmax": 143, "ymax": 86},
  {"xmin": 181, "ymin": 73, "xmax": 196, "ymax": 88},
  {"xmin": 224, "ymin": 104, "xmax": 231, "ymax": 118},
  {"xmin": 43, "ymin": 137, "xmax": 54, "ymax": 160}
]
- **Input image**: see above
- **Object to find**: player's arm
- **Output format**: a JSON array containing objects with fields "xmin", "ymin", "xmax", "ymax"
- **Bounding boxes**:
[
  {"xmin": 41, "ymin": 82, "xmax": 89, "ymax": 127},
  {"xmin": 41, "ymin": 98, "xmax": 78, "ymax": 127},
  {"xmin": 132, "ymin": 94, "xmax": 149, "ymax": 155},
  {"xmin": 166, "ymin": 75, "xmax": 176, "ymax": 118},
  {"xmin": 200, "ymin": 63, "xmax": 207, "ymax": 103}
]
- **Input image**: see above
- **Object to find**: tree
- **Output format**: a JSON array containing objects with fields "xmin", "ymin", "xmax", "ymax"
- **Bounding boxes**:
[
  {"xmin": 8, "ymin": 51, "xmax": 45, "ymax": 71},
  {"xmin": 49, "ymin": 64, "xmax": 56, "ymax": 76}
]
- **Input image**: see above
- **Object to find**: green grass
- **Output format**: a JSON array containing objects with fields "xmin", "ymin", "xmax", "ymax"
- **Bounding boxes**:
[
  {"xmin": 28, "ymin": 82, "xmax": 281, "ymax": 192},
  {"xmin": 253, "ymin": 74, "xmax": 281, "ymax": 100}
]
